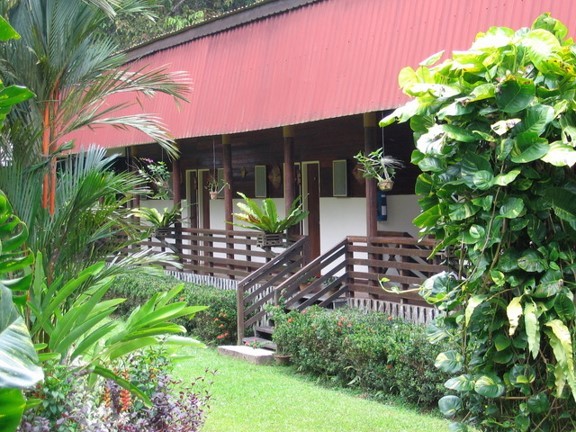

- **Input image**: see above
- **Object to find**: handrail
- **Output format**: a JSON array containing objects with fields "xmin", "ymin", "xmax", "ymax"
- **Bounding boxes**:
[{"xmin": 236, "ymin": 236, "xmax": 310, "ymax": 343}]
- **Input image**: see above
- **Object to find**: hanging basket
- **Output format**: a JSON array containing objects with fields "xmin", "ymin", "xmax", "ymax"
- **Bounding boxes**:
[
  {"xmin": 378, "ymin": 180, "xmax": 394, "ymax": 191},
  {"xmin": 155, "ymin": 227, "xmax": 172, "ymax": 238},
  {"xmin": 256, "ymin": 232, "xmax": 285, "ymax": 248}
]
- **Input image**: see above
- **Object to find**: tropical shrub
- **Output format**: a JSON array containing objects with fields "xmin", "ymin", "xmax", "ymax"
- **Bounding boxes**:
[
  {"xmin": 271, "ymin": 306, "xmax": 452, "ymax": 408},
  {"xmin": 0, "ymin": 17, "xmax": 42, "ymax": 432},
  {"xmin": 110, "ymin": 273, "xmax": 238, "ymax": 345},
  {"xmin": 19, "ymin": 344, "xmax": 211, "ymax": 432},
  {"xmin": 382, "ymin": 13, "xmax": 576, "ymax": 431}
]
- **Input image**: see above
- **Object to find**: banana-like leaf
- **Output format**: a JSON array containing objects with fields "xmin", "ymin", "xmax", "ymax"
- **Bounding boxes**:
[
  {"xmin": 0, "ymin": 286, "xmax": 43, "ymax": 389},
  {"xmin": 0, "ymin": 388, "xmax": 26, "ymax": 432}
]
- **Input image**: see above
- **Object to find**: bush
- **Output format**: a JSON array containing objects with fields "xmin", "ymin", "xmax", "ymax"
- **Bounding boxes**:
[
  {"xmin": 20, "ymin": 345, "xmax": 211, "ymax": 432},
  {"xmin": 109, "ymin": 273, "xmax": 237, "ymax": 345},
  {"xmin": 271, "ymin": 306, "xmax": 453, "ymax": 409}
]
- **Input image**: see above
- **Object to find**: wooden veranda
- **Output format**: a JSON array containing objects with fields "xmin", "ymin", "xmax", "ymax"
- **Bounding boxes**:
[{"xmin": 135, "ymin": 228, "xmax": 447, "ymax": 343}]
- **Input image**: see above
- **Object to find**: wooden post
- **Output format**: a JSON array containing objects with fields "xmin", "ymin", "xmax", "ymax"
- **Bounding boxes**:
[
  {"xmin": 364, "ymin": 113, "xmax": 379, "ymax": 296},
  {"xmin": 363, "ymin": 113, "xmax": 378, "ymax": 238},
  {"xmin": 222, "ymin": 134, "xmax": 235, "ymax": 276},
  {"xmin": 172, "ymin": 145, "xmax": 182, "ymax": 258},
  {"xmin": 283, "ymin": 125, "xmax": 297, "ymax": 238},
  {"xmin": 222, "ymin": 134, "xmax": 233, "ymax": 230},
  {"xmin": 130, "ymin": 146, "xmax": 140, "ymax": 209}
]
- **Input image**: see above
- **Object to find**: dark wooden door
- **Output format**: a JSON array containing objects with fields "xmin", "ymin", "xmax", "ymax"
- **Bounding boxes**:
[{"xmin": 304, "ymin": 162, "xmax": 321, "ymax": 259}]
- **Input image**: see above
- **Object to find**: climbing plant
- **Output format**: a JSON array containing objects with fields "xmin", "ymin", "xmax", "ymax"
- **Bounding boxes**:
[{"xmin": 382, "ymin": 14, "xmax": 576, "ymax": 431}]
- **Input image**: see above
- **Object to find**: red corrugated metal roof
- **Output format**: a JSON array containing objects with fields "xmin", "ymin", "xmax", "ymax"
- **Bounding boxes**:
[{"xmin": 70, "ymin": 0, "xmax": 576, "ymax": 150}]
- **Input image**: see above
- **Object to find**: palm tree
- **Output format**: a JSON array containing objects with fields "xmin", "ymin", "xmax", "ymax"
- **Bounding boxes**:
[{"xmin": 0, "ymin": 0, "xmax": 187, "ymax": 215}]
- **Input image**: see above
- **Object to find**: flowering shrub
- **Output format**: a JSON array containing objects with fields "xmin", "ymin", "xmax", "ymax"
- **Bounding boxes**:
[
  {"xmin": 109, "ymin": 273, "xmax": 239, "ymax": 345},
  {"xmin": 19, "ymin": 345, "xmax": 211, "ymax": 432},
  {"xmin": 271, "ymin": 306, "xmax": 454, "ymax": 408}
]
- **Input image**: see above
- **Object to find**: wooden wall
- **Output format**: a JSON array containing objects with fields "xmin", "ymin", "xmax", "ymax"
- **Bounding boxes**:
[{"xmin": 133, "ymin": 113, "xmax": 419, "ymax": 200}]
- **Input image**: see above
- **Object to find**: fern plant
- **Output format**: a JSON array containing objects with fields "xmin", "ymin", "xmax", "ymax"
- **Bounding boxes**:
[{"xmin": 232, "ymin": 193, "xmax": 308, "ymax": 234}]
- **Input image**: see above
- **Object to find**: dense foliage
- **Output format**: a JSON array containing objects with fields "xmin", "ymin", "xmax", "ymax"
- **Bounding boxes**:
[
  {"xmin": 271, "ymin": 306, "xmax": 453, "ymax": 409},
  {"xmin": 382, "ymin": 14, "xmax": 576, "ymax": 431},
  {"xmin": 20, "ymin": 345, "xmax": 211, "ymax": 431},
  {"xmin": 104, "ymin": 0, "xmax": 265, "ymax": 50},
  {"xmin": 110, "ymin": 273, "xmax": 239, "ymax": 345}
]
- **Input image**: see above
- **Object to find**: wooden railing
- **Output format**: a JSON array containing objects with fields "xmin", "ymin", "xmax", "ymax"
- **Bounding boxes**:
[
  {"xmin": 345, "ymin": 235, "xmax": 446, "ymax": 305},
  {"xmin": 235, "ymin": 235, "xmax": 447, "ymax": 340},
  {"xmin": 138, "ymin": 227, "xmax": 280, "ymax": 280},
  {"xmin": 132, "ymin": 228, "xmax": 447, "ymax": 338},
  {"xmin": 236, "ymin": 236, "xmax": 310, "ymax": 344}
]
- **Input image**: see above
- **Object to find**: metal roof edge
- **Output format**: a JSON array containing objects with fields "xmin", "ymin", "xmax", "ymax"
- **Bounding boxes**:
[{"xmin": 125, "ymin": 0, "xmax": 323, "ymax": 62}]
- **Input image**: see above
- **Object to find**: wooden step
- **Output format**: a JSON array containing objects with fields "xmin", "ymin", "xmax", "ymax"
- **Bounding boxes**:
[
  {"xmin": 255, "ymin": 325, "xmax": 274, "ymax": 336},
  {"xmin": 242, "ymin": 336, "xmax": 276, "ymax": 351}
]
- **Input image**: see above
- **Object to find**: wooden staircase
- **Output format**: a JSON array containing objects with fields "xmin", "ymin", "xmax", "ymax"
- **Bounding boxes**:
[{"xmin": 236, "ymin": 234, "xmax": 447, "ymax": 345}]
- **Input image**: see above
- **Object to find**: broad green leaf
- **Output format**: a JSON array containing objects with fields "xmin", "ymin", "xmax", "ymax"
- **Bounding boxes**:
[
  {"xmin": 494, "ymin": 333, "xmax": 511, "ymax": 351},
  {"xmin": 462, "ymin": 83, "xmax": 495, "ymax": 103},
  {"xmin": 499, "ymin": 197, "xmax": 525, "ymax": 219},
  {"xmin": 472, "ymin": 26, "xmax": 514, "ymax": 49},
  {"xmin": 542, "ymin": 142, "xmax": 576, "ymax": 167},
  {"xmin": 445, "ymin": 374, "xmax": 475, "ymax": 392},
  {"xmin": 419, "ymin": 50, "xmax": 444, "ymax": 67},
  {"xmin": 0, "ymin": 286, "xmax": 43, "ymax": 389},
  {"xmin": 510, "ymin": 134, "xmax": 549, "ymax": 163},
  {"xmin": 398, "ymin": 66, "xmax": 418, "ymax": 90},
  {"xmin": 465, "ymin": 294, "xmax": 487, "ymax": 326},
  {"xmin": 443, "ymin": 124, "xmax": 478, "ymax": 143},
  {"xmin": 416, "ymin": 125, "xmax": 446, "ymax": 155},
  {"xmin": 515, "ymin": 414, "xmax": 530, "ymax": 432},
  {"xmin": 474, "ymin": 374, "xmax": 505, "ymax": 398},
  {"xmin": 413, "ymin": 204, "xmax": 441, "ymax": 229},
  {"xmin": 0, "ymin": 16, "xmax": 19, "ymax": 41},
  {"xmin": 522, "ymin": 29, "xmax": 561, "ymax": 72},
  {"xmin": 527, "ymin": 393, "xmax": 550, "ymax": 414},
  {"xmin": 518, "ymin": 250, "xmax": 546, "ymax": 273},
  {"xmin": 490, "ymin": 270, "xmax": 505, "ymax": 286},
  {"xmin": 495, "ymin": 77, "xmax": 535, "ymax": 114},
  {"xmin": 380, "ymin": 100, "xmax": 421, "ymax": 126},
  {"xmin": 0, "ymin": 86, "xmax": 35, "ymax": 110},
  {"xmin": 554, "ymin": 294, "xmax": 575, "ymax": 321},
  {"xmin": 472, "ymin": 170, "xmax": 495, "ymax": 189},
  {"xmin": 545, "ymin": 188, "xmax": 576, "ymax": 224},
  {"xmin": 507, "ymin": 296, "xmax": 523, "ymax": 336},
  {"xmin": 524, "ymin": 302, "xmax": 540, "ymax": 359},
  {"xmin": 514, "ymin": 104, "xmax": 554, "ymax": 136},
  {"xmin": 438, "ymin": 395, "xmax": 462, "ymax": 417},
  {"xmin": 449, "ymin": 202, "xmax": 479, "ymax": 221},
  {"xmin": 494, "ymin": 169, "xmax": 520, "ymax": 186},
  {"xmin": 0, "ymin": 388, "xmax": 25, "ymax": 432},
  {"xmin": 93, "ymin": 365, "xmax": 151, "ymax": 407},
  {"xmin": 435, "ymin": 350, "xmax": 463, "ymax": 374}
]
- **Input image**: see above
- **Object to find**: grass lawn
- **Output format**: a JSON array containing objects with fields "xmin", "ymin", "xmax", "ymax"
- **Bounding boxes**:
[{"xmin": 174, "ymin": 347, "xmax": 451, "ymax": 432}]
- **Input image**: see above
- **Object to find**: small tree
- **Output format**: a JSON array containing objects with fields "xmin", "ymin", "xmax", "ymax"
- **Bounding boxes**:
[{"xmin": 382, "ymin": 14, "xmax": 576, "ymax": 431}]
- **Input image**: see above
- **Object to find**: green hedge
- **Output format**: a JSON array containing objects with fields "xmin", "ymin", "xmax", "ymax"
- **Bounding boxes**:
[
  {"xmin": 271, "ymin": 306, "xmax": 453, "ymax": 409},
  {"xmin": 108, "ymin": 273, "xmax": 238, "ymax": 345}
]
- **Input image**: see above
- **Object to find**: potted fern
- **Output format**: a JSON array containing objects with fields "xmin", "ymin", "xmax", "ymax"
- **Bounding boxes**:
[
  {"xmin": 132, "ymin": 204, "xmax": 181, "ymax": 237},
  {"xmin": 232, "ymin": 192, "xmax": 308, "ymax": 248},
  {"xmin": 354, "ymin": 148, "xmax": 403, "ymax": 191}
]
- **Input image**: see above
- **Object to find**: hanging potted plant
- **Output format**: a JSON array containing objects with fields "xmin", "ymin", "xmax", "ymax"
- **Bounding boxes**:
[
  {"xmin": 232, "ymin": 192, "xmax": 308, "ymax": 248},
  {"xmin": 354, "ymin": 148, "xmax": 403, "ymax": 191},
  {"xmin": 131, "ymin": 204, "xmax": 181, "ymax": 237},
  {"xmin": 206, "ymin": 176, "xmax": 229, "ymax": 200}
]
